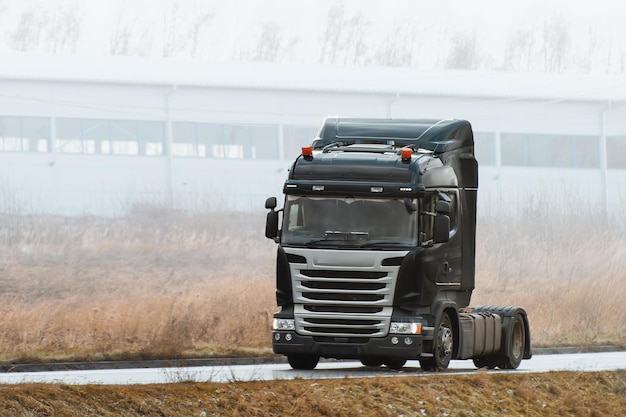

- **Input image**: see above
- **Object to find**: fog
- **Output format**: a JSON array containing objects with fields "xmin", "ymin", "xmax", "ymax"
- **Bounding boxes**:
[
  {"xmin": 0, "ymin": 0, "xmax": 625, "ymax": 220},
  {"xmin": 0, "ymin": 0, "xmax": 625, "ymax": 74}
]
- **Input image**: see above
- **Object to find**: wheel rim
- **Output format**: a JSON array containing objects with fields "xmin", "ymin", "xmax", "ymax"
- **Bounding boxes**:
[
  {"xmin": 511, "ymin": 320, "xmax": 524, "ymax": 360},
  {"xmin": 439, "ymin": 326, "xmax": 453, "ymax": 358},
  {"xmin": 435, "ymin": 313, "xmax": 453, "ymax": 367}
]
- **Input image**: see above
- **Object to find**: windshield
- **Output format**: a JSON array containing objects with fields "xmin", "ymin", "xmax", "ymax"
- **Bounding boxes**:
[{"xmin": 281, "ymin": 195, "xmax": 418, "ymax": 248}]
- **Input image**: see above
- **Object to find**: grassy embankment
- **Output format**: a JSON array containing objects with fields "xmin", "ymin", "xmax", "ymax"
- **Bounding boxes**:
[
  {"xmin": 0, "ymin": 371, "xmax": 624, "ymax": 416},
  {"xmin": 0, "ymin": 205, "xmax": 624, "ymax": 363}
]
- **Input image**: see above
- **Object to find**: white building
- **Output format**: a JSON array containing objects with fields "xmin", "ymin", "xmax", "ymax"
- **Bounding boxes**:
[{"xmin": 0, "ymin": 54, "xmax": 625, "ymax": 218}]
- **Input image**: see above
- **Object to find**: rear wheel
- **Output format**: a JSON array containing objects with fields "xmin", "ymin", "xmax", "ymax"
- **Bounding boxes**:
[
  {"xmin": 287, "ymin": 354, "xmax": 320, "ymax": 370},
  {"xmin": 473, "ymin": 356, "xmax": 499, "ymax": 369},
  {"xmin": 498, "ymin": 314, "xmax": 525, "ymax": 369},
  {"xmin": 420, "ymin": 312, "xmax": 454, "ymax": 371}
]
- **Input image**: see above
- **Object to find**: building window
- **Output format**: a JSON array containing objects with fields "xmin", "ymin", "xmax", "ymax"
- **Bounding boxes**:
[
  {"xmin": 500, "ymin": 133, "xmax": 599, "ymax": 168},
  {"xmin": 173, "ymin": 121, "xmax": 278, "ymax": 159},
  {"xmin": 56, "ymin": 118, "xmax": 163, "ymax": 156},
  {"xmin": 56, "ymin": 118, "xmax": 85, "ymax": 153},
  {"xmin": 0, "ymin": 116, "xmax": 49, "ymax": 152}
]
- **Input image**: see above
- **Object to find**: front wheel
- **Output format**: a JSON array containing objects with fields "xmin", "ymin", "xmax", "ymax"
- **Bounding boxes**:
[
  {"xmin": 383, "ymin": 358, "xmax": 407, "ymax": 370},
  {"xmin": 361, "ymin": 357, "xmax": 384, "ymax": 367},
  {"xmin": 420, "ymin": 312, "xmax": 454, "ymax": 371},
  {"xmin": 287, "ymin": 354, "xmax": 320, "ymax": 370}
]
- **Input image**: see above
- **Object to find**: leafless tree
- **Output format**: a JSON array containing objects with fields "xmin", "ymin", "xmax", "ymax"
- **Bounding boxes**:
[
  {"xmin": 375, "ymin": 20, "xmax": 418, "ymax": 67},
  {"xmin": 9, "ymin": 2, "xmax": 81, "ymax": 54},
  {"xmin": 237, "ymin": 21, "xmax": 300, "ymax": 63},
  {"xmin": 162, "ymin": 0, "xmax": 214, "ymax": 58},
  {"xmin": 540, "ymin": 13, "xmax": 571, "ymax": 73},
  {"xmin": 578, "ymin": 26, "xmax": 613, "ymax": 75},
  {"xmin": 444, "ymin": 29, "xmax": 480, "ymax": 70},
  {"xmin": 342, "ymin": 10, "xmax": 370, "ymax": 65},
  {"xmin": 9, "ymin": 6, "xmax": 43, "ymax": 51},
  {"xmin": 44, "ymin": 1, "xmax": 81, "ymax": 54},
  {"xmin": 187, "ymin": 7, "xmax": 214, "ymax": 58},
  {"xmin": 503, "ymin": 23, "xmax": 538, "ymax": 72},
  {"xmin": 318, "ymin": 1, "xmax": 371, "ymax": 65},
  {"xmin": 318, "ymin": 1, "xmax": 346, "ymax": 64},
  {"xmin": 109, "ymin": 13, "xmax": 154, "ymax": 56}
]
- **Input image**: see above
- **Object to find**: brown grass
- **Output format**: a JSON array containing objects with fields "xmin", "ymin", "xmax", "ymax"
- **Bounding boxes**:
[
  {"xmin": 0, "ymin": 370, "xmax": 624, "ymax": 416},
  {"xmin": 0, "ymin": 204, "xmax": 624, "ymax": 363}
]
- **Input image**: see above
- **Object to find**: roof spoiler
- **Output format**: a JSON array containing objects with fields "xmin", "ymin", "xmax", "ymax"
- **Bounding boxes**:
[{"xmin": 311, "ymin": 117, "xmax": 474, "ymax": 154}]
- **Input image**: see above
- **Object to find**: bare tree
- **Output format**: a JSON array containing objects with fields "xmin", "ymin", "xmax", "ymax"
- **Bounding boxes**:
[
  {"xmin": 9, "ymin": 6, "xmax": 43, "ymax": 51},
  {"xmin": 444, "ymin": 29, "xmax": 480, "ymax": 70},
  {"xmin": 187, "ymin": 10, "xmax": 214, "ymax": 58},
  {"xmin": 109, "ymin": 10, "xmax": 154, "ymax": 56},
  {"xmin": 44, "ymin": 1, "xmax": 81, "ymax": 54},
  {"xmin": 540, "ymin": 13, "xmax": 571, "ymax": 73},
  {"xmin": 237, "ymin": 21, "xmax": 300, "ymax": 63},
  {"xmin": 318, "ymin": 1, "xmax": 371, "ymax": 65},
  {"xmin": 342, "ymin": 10, "xmax": 370, "ymax": 65},
  {"xmin": 375, "ymin": 19, "xmax": 419, "ymax": 67},
  {"xmin": 9, "ymin": 2, "xmax": 81, "ymax": 54},
  {"xmin": 503, "ymin": 23, "xmax": 538, "ymax": 72},
  {"xmin": 162, "ymin": 0, "xmax": 214, "ymax": 58},
  {"xmin": 318, "ymin": 1, "xmax": 347, "ymax": 64}
]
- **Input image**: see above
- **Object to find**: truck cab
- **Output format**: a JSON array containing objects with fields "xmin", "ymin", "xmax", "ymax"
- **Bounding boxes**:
[{"xmin": 265, "ymin": 117, "xmax": 531, "ymax": 371}]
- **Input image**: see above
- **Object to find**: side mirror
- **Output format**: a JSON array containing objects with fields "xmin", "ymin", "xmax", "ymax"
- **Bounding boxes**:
[
  {"xmin": 265, "ymin": 196, "xmax": 279, "ymax": 240},
  {"xmin": 265, "ymin": 197, "xmax": 277, "ymax": 210},
  {"xmin": 265, "ymin": 211, "xmax": 279, "ymax": 239},
  {"xmin": 433, "ymin": 214, "xmax": 450, "ymax": 244}
]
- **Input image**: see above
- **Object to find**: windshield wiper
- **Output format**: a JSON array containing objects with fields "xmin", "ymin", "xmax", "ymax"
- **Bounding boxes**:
[
  {"xmin": 358, "ymin": 241, "xmax": 413, "ymax": 248},
  {"xmin": 324, "ymin": 231, "xmax": 369, "ymax": 241},
  {"xmin": 300, "ymin": 232, "xmax": 369, "ymax": 248}
]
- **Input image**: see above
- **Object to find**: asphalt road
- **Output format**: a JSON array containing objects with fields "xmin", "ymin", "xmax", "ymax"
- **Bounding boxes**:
[{"xmin": 0, "ymin": 351, "xmax": 624, "ymax": 385}]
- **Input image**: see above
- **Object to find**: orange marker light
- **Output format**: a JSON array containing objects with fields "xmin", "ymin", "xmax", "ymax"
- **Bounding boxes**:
[
  {"xmin": 302, "ymin": 145, "xmax": 313, "ymax": 156},
  {"xmin": 401, "ymin": 147, "xmax": 412, "ymax": 160}
]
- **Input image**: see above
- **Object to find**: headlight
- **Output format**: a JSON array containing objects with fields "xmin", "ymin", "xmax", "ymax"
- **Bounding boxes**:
[
  {"xmin": 389, "ymin": 322, "xmax": 422, "ymax": 334},
  {"xmin": 273, "ymin": 318, "xmax": 295, "ymax": 330}
]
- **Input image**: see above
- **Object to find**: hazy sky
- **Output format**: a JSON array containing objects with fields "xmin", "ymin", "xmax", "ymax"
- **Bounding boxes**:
[{"xmin": 1, "ymin": 0, "xmax": 626, "ymax": 72}]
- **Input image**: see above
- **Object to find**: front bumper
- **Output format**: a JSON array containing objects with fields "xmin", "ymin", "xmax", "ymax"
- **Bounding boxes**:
[{"xmin": 272, "ymin": 331, "xmax": 424, "ymax": 359}]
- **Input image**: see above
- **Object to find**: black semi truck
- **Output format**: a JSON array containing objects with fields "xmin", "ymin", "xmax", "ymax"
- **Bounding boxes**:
[{"xmin": 264, "ymin": 117, "xmax": 531, "ymax": 371}]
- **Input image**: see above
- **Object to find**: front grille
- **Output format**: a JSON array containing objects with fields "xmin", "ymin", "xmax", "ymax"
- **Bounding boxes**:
[
  {"xmin": 294, "ymin": 270, "xmax": 392, "ymax": 306},
  {"xmin": 287, "ymin": 248, "xmax": 406, "ymax": 338},
  {"xmin": 305, "ymin": 305, "xmax": 383, "ymax": 314},
  {"xmin": 302, "ymin": 281, "xmax": 386, "ymax": 291},
  {"xmin": 301, "ymin": 270, "xmax": 387, "ymax": 279},
  {"xmin": 302, "ymin": 292, "xmax": 384, "ymax": 302},
  {"xmin": 296, "ymin": 313, "xmax": 389, "ymax": 337}
]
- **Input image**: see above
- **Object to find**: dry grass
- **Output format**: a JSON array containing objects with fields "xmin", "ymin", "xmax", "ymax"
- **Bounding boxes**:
[
  {"xmin": 0, "ymin": 203, "xmax": 624, "ymax": 363},
  {"xmin": 474, "ymin": 213, "xmax": 626, "ymax": 347},
  {"xmin": 0, "ymin": 370, "xmax": 624, "ymax": 416}
]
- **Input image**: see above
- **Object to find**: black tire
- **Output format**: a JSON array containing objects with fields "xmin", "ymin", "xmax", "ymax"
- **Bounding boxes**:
[
  {"xmin": 383, "ymin": 358, "xmax": 407, "ymax": 370},
  {"xmin": 287, "ymin": 354, "xmax": 320, "ymax": 370},
  {"xmin": 473, "ymin": 356, "xmax": 499, "ymax": 369},
  {"xmin": 419, "ymin": 312, "xmax": 454, "ymax": 371},
  {"xmin": 498, "ymin": 314, "xmax": 525, "ymax": 369},
  {"xmin": 361, "ymin": 357, "xmax": 384, "ymax": 367}
]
